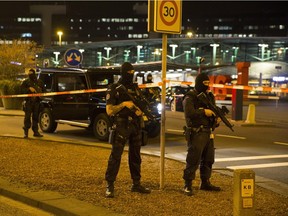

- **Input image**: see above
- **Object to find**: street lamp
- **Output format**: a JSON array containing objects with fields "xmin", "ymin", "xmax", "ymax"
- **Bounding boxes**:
[
  {"xmin": 104, "ymin": 47, "xmax": 112, "ymax": 59},
  {"xmin": 210, "ymin": 43, "xmax": 219, "ymax": 65},
  {"xmin": 57, "ymin": 31, "xmax": 63, "ymax": 46},
  {"xmin": 258, "ymin": 44, "xmax": 268, "ymax": 60},
  {"xmin": 137, "ymin": 45, "xmax": 143, "ymax": 63},
  {"xmin": 169, "ymin": 44, "xmax": 178, "ymax": 59}
]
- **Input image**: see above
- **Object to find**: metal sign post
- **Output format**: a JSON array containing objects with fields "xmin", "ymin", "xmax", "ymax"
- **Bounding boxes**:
[
  {"xmin": 160, "ymin": 33, "xmax": 167, "ymax": 189},
  {"xmin": 148, "ymin": 0, "xmax": 182, "ymax": 189}
]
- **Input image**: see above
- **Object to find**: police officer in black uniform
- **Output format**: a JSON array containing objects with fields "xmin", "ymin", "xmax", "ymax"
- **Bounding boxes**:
[
  {"xmin": 182, "ymin": 73, "xmax": 221, "ymax": 196},
  {"xmin": 105, "ymin": 62, "xmax": 151, "ymax": 198},
  {"xmin": 21, "ymin": 68, "xmax": 45, "ymax": 138},
  {"xmin": 143, "ymin": 73, "xmax": 160, "ymax": 102}
]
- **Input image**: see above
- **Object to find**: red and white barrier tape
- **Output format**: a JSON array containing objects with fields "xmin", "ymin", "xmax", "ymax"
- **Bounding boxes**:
[
  {"xmin": 0, "ymin": 79, "xmax": 287, "ymax": 99},
  {"xmin": 0, "ymin": 89, "xmax": 106, "ymax": 98}
]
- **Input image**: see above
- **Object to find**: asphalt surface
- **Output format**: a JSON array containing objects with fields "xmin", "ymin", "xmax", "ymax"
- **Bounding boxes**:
[{"xmin": 0, "ymin": 100, "xmax": 287, "ymax": 216}]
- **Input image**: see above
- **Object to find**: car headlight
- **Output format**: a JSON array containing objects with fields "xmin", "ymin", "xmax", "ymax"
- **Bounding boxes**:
[{"xmin": 157, "ymin": 103, "xmax": 162, "ymax": 114}]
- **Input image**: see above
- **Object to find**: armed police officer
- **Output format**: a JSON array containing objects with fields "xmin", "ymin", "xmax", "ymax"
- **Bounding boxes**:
[
  {"xmin": 21, "ymin": 68, "xmax": 45, "ymax": 138},
  {"xmin": 104, "ymin": 62, "xmax": 151, "ymax": 198},
  {"xmin": 182, "ymin": 73, "xmax": 221, "ymax": 196},
  {"xmin": 142, "ymin": 73, "xmax": 160, "ymax": 103}
]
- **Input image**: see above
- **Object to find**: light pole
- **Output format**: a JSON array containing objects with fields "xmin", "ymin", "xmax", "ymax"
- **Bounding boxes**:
[
  {"xmin": 258, "ymin": 44, "xmax": 268, "ymax": 61},
  {"xmin": 210, "ymin": 43, "xmax": 219, "ymax": 65},
  {"xmin": 169, "ymin": 44, "xmax": 178, "ymax": 59},
  {"xmin": 57, "ymin": 31, "xmax": 63, "ymax": 46},
  {"xmin": 137, "ymin": 45, "xmax": 143, "ymax": 63}
]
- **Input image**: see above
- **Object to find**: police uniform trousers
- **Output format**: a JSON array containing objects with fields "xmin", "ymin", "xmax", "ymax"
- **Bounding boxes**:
[
  {"xmin": 183, "ymin": 129, "xmax": 215, "ymax": 181},
  {"xmin": 105, "ymin": 117, "xmax": 142, "ymax": 183},
  {"xmin": 23, "ymin": 100, "xmax": 40, "ymax": 133}
]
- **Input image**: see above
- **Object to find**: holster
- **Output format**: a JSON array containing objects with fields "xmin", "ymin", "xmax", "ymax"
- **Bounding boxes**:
[
  {"xmin": 108, "ymin": 128, "xmax": 116, "ymax": 144},
  {"xmin": 22, "ymin": 101, "xmax": 26, "ymax": 111},
  {"xmin": 183, "ymin": 126, "xmax": 193, "ymax": 142}
]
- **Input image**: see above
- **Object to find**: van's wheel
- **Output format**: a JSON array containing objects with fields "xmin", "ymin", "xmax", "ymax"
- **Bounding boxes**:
[
  {"xmin": 39, "ymin": 108, "xmax": 57, "ymax": 133},
  {"xmin": 93, "ymin": 113, "xmax": 111, "ymax": 141}
]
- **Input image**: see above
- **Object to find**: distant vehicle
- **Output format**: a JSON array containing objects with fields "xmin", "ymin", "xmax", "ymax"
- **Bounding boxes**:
[
  {"xmin": 37, "ymin": 67, "xmax": 161, "ymax": 141},
  {"xmin": 166, "ymin": 85, "xmax": 193, "ymax": 112}
]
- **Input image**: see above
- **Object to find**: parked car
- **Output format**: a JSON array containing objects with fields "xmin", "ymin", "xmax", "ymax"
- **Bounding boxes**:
[
  {"xmin": 166, "ymin": 85, "xmax": 193, "ymax": 111},
  {"xmin": 37, "ymin": 67, "xmax": 161, "ymax": 141}
]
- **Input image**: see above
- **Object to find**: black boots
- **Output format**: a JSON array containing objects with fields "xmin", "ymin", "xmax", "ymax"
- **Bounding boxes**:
[
  {"xmin": 105, "ymin": 181, "xmax": 114, "ymax": 198},
  {"xmin": 23, "ymin": 127, "xmax": 28, "ymax": 138},
  {"xmin": 33, "ymin": 132, "xmax": 43, "ymax": 137},
  {"xmin": 183, "ymin": 180, "xmax": 193, "ymax": 196},
  {"xmin": 183, "ymin": 179, "xmax": 220, "ymax": 196},
  {"xmin": 200, "ymin": 179, "xmax": 221, "ymax": 191},
  {"xmin": 105, "ymin": 180, "xmax": 151, "ymax": 198},
  {"xmin": 23, "ymin": 127, "xmax": 43, "ymax": 138},
  {"xmin": 131, "ymin": 181, "xmax": 151, "ymax": 194}
]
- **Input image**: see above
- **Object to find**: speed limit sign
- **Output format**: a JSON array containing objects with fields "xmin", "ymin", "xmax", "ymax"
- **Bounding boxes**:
[{"xmin": 148, "ymin": 0, "xmax": 182, "ymax": 34}]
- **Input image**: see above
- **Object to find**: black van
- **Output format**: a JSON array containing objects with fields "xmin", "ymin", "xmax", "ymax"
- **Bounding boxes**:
[{"xmin": 38, "ymin": 67, "xmax": 160, "ymax": 141}]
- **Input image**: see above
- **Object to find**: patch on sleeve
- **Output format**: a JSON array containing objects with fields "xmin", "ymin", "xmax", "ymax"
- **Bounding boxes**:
[{"xmin": 106, "ymin": 93, "xmax": 110, "ymax": 100}]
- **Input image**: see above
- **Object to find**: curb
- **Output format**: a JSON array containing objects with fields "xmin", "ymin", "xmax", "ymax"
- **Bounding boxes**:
[{"xmin": 0, "ymin": 177, "xmax": 125, "ymax": 216}]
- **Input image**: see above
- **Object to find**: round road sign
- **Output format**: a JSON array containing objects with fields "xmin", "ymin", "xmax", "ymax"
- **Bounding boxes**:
[
  {"xmin": 64, "ymin": 48, "xmax": 83, "ymax": 67},
  {"xmin": 159, "ymin": 0, "xmax": 178, "ymax": 26},
  {"xmin": 155, "ymin": 0, "xmax": 182, "ymax": 34}
]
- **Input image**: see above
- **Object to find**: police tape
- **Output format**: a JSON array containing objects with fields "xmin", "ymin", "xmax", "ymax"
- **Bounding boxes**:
[
  {"xmin": 0, "ymin": 89, "xmax": 106, "ymax": 98},
  {"xmin": 0, "ymin": 80, "xmax": 287, "ymax": 99},
  {"xmin": 139, "ymin": 80, "xmax": 288, "ymax": 93}
]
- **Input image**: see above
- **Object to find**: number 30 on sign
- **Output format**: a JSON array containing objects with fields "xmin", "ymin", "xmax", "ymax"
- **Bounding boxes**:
[{"xmin": 148, "ymin": 0, "xmax": 182, "ymax": 34}]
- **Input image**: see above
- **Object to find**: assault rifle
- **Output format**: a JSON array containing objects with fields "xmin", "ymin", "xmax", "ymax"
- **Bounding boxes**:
[
  {"xmin": 197, "ymin": 92, "xmax": 234, "ymax": 132},
  {"xmin": 117, "ymin": 84, "xmax": 159, "ymax": 122}
]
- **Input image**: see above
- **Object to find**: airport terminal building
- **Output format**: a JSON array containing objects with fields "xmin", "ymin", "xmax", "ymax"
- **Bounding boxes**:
[{"xmin": 1, "ymin": 1, "xmax": 288, "ymax": 86}]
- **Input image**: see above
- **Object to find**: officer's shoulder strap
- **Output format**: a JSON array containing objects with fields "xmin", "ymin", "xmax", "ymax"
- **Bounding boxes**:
[
  {"xmin": 108, "ymin": 82, "xmax": 119, "ymax": 90},
  {"xmin": 183, "ymin": 89, "xmax": 197, "ymax": 100}
]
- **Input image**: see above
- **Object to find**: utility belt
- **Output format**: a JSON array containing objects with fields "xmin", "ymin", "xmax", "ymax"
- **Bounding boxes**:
[
  {"xmin": 184, "ymin": 125, "xmax": 211, "ymax": 133},
  {"xmin": 109, "ymin": 116, "xmax": 147, "ymax": 146},
  {"xmin": 183, "ymin": 125, "xmax": 212, "ymax": 142},
  {"xmin": 115, "ymin": 116, "xmax": 138, "ymax": 123}
]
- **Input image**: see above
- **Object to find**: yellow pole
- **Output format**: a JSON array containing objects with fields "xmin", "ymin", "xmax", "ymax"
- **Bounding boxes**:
[{"xmin": 160, "ymin": 33, "xmax": 167, "ymax": 189}]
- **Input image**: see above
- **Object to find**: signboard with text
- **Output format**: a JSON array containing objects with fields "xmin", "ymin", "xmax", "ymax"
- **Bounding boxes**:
[{"xmin": 148, "ymin": 0, "xmax": 182, "ymax": 34}]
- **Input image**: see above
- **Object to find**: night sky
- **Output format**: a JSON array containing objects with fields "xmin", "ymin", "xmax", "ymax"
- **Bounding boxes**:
[{"xmin": 0, "ymin": 1, "xmax": 287, "ymax": 18}]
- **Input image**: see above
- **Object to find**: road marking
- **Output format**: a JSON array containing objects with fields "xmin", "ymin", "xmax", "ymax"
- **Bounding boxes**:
[
  {"xmin": 274, "ymin": 141, "xmax": 288, "ymax": 146},
  {"xmin": 216, "ymin": 154, "xmax": 288, "ymax": 162},
  {"xmin": 166, "ymin": 129, "xmax": 183, "ymax": 133},
  {"xmin": 216, "ymin": 134, "xmax": 246, "ymax": 139},
  {"xmin": 227, "ymin": 162, "xmax": 288, "ymax": 170}
]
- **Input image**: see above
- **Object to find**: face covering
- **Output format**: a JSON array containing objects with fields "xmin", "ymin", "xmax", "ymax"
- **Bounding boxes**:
[
  {"xmin": 146, "ymin": 75, "xmax": 153, "ymax": 83},
  {"xmin": 195, "ymin": 73, "xmax": 210, "ymax": 93},
  {"xmin": 120, "ymin": 62, "xmax": 134, "ymax": 85},
  {"xmin": 29, "ymin": 73, "xmax": 37, "ymax": 82}
]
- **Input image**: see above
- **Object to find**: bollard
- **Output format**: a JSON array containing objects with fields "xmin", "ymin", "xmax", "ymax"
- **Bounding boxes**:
[
  {"xmin": 245, "ymin": 104, "xmax": 256, "ymax": 124},
  {"xmin": 232, "ymin": 89, "xmax": 243, "ymax": 121},
  {"xmin": 233, "ymin": 169, "xmax": 255, "ymax": 216}
]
